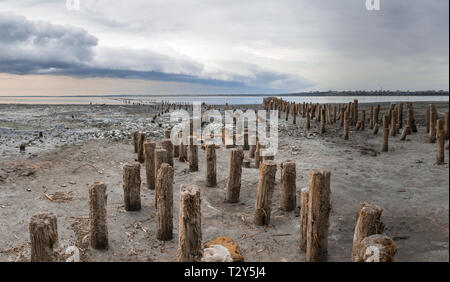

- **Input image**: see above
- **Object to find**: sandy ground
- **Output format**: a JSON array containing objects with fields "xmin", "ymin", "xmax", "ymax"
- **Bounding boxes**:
[{"xmin": 0, "ymin": 102, "xmax": 448, "ymax": 262}]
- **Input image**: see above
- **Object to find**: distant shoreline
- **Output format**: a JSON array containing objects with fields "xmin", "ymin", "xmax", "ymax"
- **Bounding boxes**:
[{"xmin": 0, "ymin": 92, "xmax": 448, "ymax": 98}]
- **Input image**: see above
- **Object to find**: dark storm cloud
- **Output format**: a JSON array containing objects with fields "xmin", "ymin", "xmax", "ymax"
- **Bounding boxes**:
[{"xmin": 0, "ymin": 12, "xmax": 304, "ymax": 92}]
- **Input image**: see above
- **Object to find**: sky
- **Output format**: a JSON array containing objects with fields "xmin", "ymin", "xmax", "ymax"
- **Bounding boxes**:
[{"xmin": 0, "ymin": 0, "xmax": 448, "ymax": 96}]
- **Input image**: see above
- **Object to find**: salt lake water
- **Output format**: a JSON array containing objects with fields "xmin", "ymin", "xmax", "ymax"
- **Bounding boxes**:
[{"xmin": 0, "ymin": 95, "xmax": 448, "ymax": 105}]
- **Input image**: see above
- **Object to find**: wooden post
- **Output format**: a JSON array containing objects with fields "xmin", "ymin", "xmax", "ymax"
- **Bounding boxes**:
[
  {"xmin": 255, "ymin": 141, "xmax": 264, "ymax": 169},
  {"xmin": 299, "ymin": 188, "xmax": 309, "ymax": 252},
  {"xmin": 358, "ymin": 234, "xmax": 396, "ymax": 262},
  {"xmin": 320, "ymin": 108, "xmax": 326, "ymax": 134},
  {"xmin": 344, "ymin": 112, "xmax": 349, "ymax": 140},
  {"xmin": 206, "ymin": 144, "xmax": 217, "ymax": 187},
  {"xmin": 437, "ymin": 119, "xmax": 445, "ymax": 165},
  {"xmin": 154, "ymin": 149, "xmax": 168, "ymax": 207},
  {"xmin": 162, "ymin": 139, "xmax": 174, "ymax": 167},
  {"xmin": 351, "ymin": 202, "xmax": 384, "ymax": 262},
  {"xmin": 361, "ymin": 109, "xmax": 366, "ymax": 131},
  {"xmin": 306, "ymin": 170, "xmax": 331, "ymax": 262},
  {"xmin": 390, "ymin": 110, "xmax": 397, "ymax": 137},
  {"xmin": 280, "ymin": 161, "xmax": 296, "ymax": 211},
  {"xmin": 137, "ymin": 133, "xmax": 146, "ymax": 163},
  {"xmin": 143, "ymin": 142, "xmax": 156, "ymax": 190},
  {"xmin": 398, "ymin": 103, "xmax": 404, "ymax": 129},
  {"xmin": 306, "ymin": 110, "xmax": 311, "ymax": 130},
  {"xmin": 123, "ymin": 163, "xmax": 141, "ymax": 211},
  {"xmin": 249, "ymin": 136, "xmax": 256, "ymax": 158},
  {"xmin": 425, "ymin": 107, "xmax": 431, "ymax": 133},
  {"xmin": 177, "ymin": 185, "xmax": 202, "ymax": 262},
  {"xmin": 445, "ymin": 112, "xmax": 449, "ymax": 140},
  {"xmin": 189, "ymin": 136, "xmax": 198, "ymax": 172},
  {"xmin": 29, "ymin": 213, "xmax": 58, "ymax": 262},
  {"xmin": 89, "ymin": 182, "xmax": 108, "ymax": 249},
  {"xmin": 400, "ymin": 125, "xmax": 410, "ymax": 141},
  {"xmin": 381, "ymin": 115, "xmax": 389, "ymax": 152},
  {"xmin": 353, "ymin": 99, "xmax": 358, "ymax": 126},
  {"xmin": 429, "ymin": 112, "xmax": 436, "ymax": 143},
  {"xmin": 156, "ymin": 164, "xmax": 174, "ymax": 241},
  {"xmin": 226, "ymin": 148, "xmax": 244, "ymax": 203},
  {"xmin": 407, "ymin": 104, "xmax": 418, "ymax": 132},
  {"xmin": 369, "ymin": 106, "xmax": 374, "ymax": 129},
  {"xmin": 132, "ymin": 131, "xmax": 139, "ymax": 153},
  {"xmin": 254, "ymin": 160, "xmax": 277, "ymax": 226}
]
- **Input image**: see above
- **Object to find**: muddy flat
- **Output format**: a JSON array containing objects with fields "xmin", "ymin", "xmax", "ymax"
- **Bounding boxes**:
[{"xmin": 0, "ymin": 102, "xmax": 448, "ymax": 262}]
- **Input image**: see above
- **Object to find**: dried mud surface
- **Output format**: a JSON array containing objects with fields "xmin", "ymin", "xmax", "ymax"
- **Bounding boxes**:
[{"xmin": 0, "ymin": 102, "xmax": 448, "ymax": 262}]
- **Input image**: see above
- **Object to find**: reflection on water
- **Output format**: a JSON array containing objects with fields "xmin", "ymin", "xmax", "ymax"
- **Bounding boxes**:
[{"xmin": 0, "ymin": 95, "xmax": 448, "ymax": 105}]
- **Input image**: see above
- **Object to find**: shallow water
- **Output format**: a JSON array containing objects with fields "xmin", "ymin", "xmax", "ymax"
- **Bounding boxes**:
[{"xmin": 0, "ymin": 95, "xmax": 448, "ymax": 105}]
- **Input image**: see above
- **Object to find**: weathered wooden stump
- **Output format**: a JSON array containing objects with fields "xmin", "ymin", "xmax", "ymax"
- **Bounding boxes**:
[
  {"xmin": 206, "ymin": 144, "xmax": 217, "ymax": 187},
  {"xmin": 156, "ymin": 164, "xmax": 174, "ymax": 241},
  {"xmin": 226, "ymin": 148, "xmax": 244, "ymax": 203},
  {"xmin": 29, "ymin": 213, "xmax": 58, "ymax": 262},
  {"xmin": 320, "ymin": 108, "xmax": 326, "ymax": 134},
  {"xmin": 437, "ymin": 119, "xmax": 445, "ymax": 165},
  {"xmin": 280, "ymin": 161, "xmax": 296, "ymax": 211},
  {"xmin": 177, "ymin": 185, "xmax": 202, "ymax": 262},
  {"xmin": 123, "ymin": 163, "xmax": 141, "ymax": 211},
  {"xmin": 361, "ymin": 109, "xmax": 366, "ymax": 131},
  {"xmin": 255, "ymin": 142, "xmax": 264, "ymax": 169},
  {"xmin": 254, "ymin": 160, "xmax": 277, "ymax": 226},
  {"xmin": 249, "ymin": 136, "xmax": 256, "ymax": 158},
  {"xmin": 344, "ymin": 112, "xmax": 349, "ymax": 140},
  {"xmin": 390, "ymin": 110, "xmax": 397, "ymax": 137},
  {"xmin": 143, "ymin": 142, "xmax": 156, "ymax": 190},
  {"xmin": 89, "ymin": 182, "xmax": 108, "ymax": 249},
  {"xmin": 300, "ymin": 188, "xmax": 309, "ymax": 252},
  {"xmin": 162, "ymin": 139, "xmax": 174, "ymax": 167},
  {"xmin": 306, "ymin": 170, "xmax": 331, "ymax": 262},
  {"xmin": 306, "ymin": 110, "xmax": 311, "ymax": 130},
  {"xmin": 429, "ymin": 113, "xmax": 437, "ymax": 143},
  {"xmin": 400, "ymin": 125, "xmax": 410, "ymax": 141},
  {"xmin": 189, "ymin": 136, "xmax": 199, "ymax": 172},
  {"xmin": 137, "ymin": 133, "xmax": 146, "ymax": 163},
  {"xmin": 382, "ymin": 115, "xmax": 389, "ymax": 152},
  {"xmin": 132, "ymin": 131, "xmax": 139, "ymax": 153},
  {"xmin": 351, "ymin": 202, "xmax": 384, "ymax": 262}
]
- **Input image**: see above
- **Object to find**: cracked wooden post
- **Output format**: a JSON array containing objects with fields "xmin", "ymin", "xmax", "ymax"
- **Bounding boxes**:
[
  {"xmin": 249, "ymin": 136, "xmax": 256, "ymax": 158},
  {"xmin": 280, "ymin": 160, "xmax": 296, "ymax": 211},
  {"xmin": 358, "ymin": 234, "xmax": 396, "ymax": 262},
  {"xmin": 29, "ymin": 213, "xmax": 58, "ymax": 262},
  {"xmin": 429, "ymin": 111, "xmax": 436, "ymax": 143},
  {"xmin": 254, "ymin": 160, "xmax": 277, "ymax": 226},
  {"xmin": 132, "ymin": 131, "xmax": 139, "ymax": 153},
  {"xmin": 445, "ymin": 112, "xmax": 449, "ymax": 140},
  {"xmin": 177, "ymin": 185, "xmax": 202, "ymax": 262},
  {"xmin": 306, "ymin": 109, "xmax": 311, "ymax": 130},
  {"xmin": 292, "ymin": 104, "xmax": 297, "ymax": 124},
  {"xmin": 407, "ymin": 104, "xmax": 418, "ymax": 132},
  {"xmin": 400, "ymin": 125, "xmax": 411, "ymax": 141},
  {"xmin": 162, "ymin": 139, "xmax": 174, "ymax": 167},
  {"xmin": 344, "ymin": 112, "xmax": 349, "ymax": 140},
  {"xmin": 206, "ymin": 144, "xmax": 217, "ymax": 187},
  {"xmin": 437, "ymin": 119, "xmax": 445, "ymax": 165},
  {"xmin": 143, "ymin": 141, "xmax": 156, "ymax": 190},
  {"xmin": 382, "ymin": 115, "xmax": 389, "ymax": 152},
  {"xmin": 255, "ymin": 141, "xmax": 264, "ymax": 169},
  {"xmin": 361, "ymin": 109, "xmax": 366, "ymax": 131},
  {"xmin": 390, "ymin": 110, "xmax": 397, "ymax": 137},
  {"xmin": 320, "ymin": 107, "xmax": 326, "ymax": 134},
  {"xmin": 189, "ymin": 136, "xmax": 199, "ymax": 172},
  {"xmin": 154, "ymin": 148, "xmax": 168, "ymax": 207},
  {"xmin": 300, "ymin": 188, "xmax": 309, "ymax": 252},
  {"xmin": 156, "ymin": 163, "xmax": 174, "ymax": 241},
  {"xmin": 226, "ymin": 148, "xmax": 244, "ymax": 203},
  {"xmin": 351, "ymin": 202, "xmax": 384, "ymax": 262},
  {"xmin": 89, "ymin": 182, "xmax": 108, "ymax": 249},
  {"xmin": 123, "ymin": 162, "xmax": 141, "ymax": 211},
  {"xmin": 137, "ymin": 133, "xmax": 146, "ymax": 163},
  {"xmin": 306, "ymin": 170, "xmax": 331, "ymax": 262}
]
